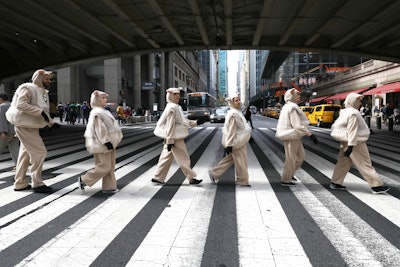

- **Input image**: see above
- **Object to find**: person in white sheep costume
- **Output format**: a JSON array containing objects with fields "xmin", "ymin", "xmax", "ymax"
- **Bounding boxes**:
[
  {"xmin": 78, "ymin": 90, "xmax": 123, "ymax": 194},
  {"xmin": 151, "ymin": 87, "xmax": 202, "ymax": 185},
  {"xmin": 330, "ymin": 92, "xmax": 389, "ymax": 194},
  {"xmin": 208, "ymin": 94, "xmax": 252, "ymax": 186},
  {"xmin": 6, "ymin": 69, "xmax": 56, "ymax": 193},
  {"xmin": 275, "ymin": 88, "xmax": 318, "ymax": 186}
]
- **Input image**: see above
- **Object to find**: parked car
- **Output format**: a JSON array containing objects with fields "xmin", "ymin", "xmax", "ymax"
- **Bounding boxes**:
[
  {"xmin": 210, "ymin": 107, "xmax": 229, "ymax": 123},
  {"xmin": 299, "ymin": 106, "xmax": 314, "ymax": 118},
  {"xmin": 308, "ymin": 104, "xmax": 341, "ymax": 127}
]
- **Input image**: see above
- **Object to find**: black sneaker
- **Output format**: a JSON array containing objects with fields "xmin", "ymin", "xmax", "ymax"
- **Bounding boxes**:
[
  {"xmin": 33, "ymin": 185, "xmax": 53, "ymax": 193},
  {"xmin": 371, "ymin": 185, "xmax": 389, "ymax": 194},
  {"xmin": 208, "ymin": 170, "xmax": 216, "ymax": 184},
  {"xmin": 151, "ymin": 178, "xmax": 165, "ymax": 185},
  {"xmin": 281, "ymin": 182, "xmax": 296, "ymax": 187},
  {"xmin": 14, "ymin": 185, "xmax": 32, "ymax": 191},
  {"xmin": 78, "ymin": 176, "xmax": 86, "ymax": 192},
  {"xmin": 236, "ymin": 184, "xmax": 252, "ymax": 187},
  {"xmin": 292, "ymin": 177, "xmax": 298, "ymax": 182},
  {"xmin": 102, "ymin": 189, "xmax": 119, "ymax": 194},
  {"xmin": 329, "ymin": 183, "xmax": 347, "ymax": 190},
  {"xmin": 189, "ymin": 178, "xmax": 203, "ymax": 185}
]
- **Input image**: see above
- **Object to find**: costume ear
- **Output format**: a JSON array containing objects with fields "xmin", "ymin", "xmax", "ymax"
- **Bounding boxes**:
[
  {"xmin": 38, "ymin": 69, "xmax": 46, "ymax": 75},
  {"xmin": 93, "ymin": 90, "xmax": 99, "ymax": 96}
]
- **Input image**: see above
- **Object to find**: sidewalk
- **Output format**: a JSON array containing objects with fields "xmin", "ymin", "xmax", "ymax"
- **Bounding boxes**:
[{"xmin": 368, "ymin": 116, "xmax": 398, "ymax": 133}]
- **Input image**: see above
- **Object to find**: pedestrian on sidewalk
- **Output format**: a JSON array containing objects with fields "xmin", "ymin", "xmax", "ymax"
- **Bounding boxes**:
[
  {"xmin": 330, "ymin": 93, "xmax": 389, "ymax": 194},
  {"xmin": 244, "ymin": 106, "xmax": 254, "ymax": 129},
  {"xmin": 152, "ymin": 87, "xmax": 203, "ymax": 185},
  {"xmin": 0, "ymin": 93, "xmax": 19, "ymax": 168},
  {"xmin": 208, "ymin": 94, "xmax": 252, "ymax": 186},
  {"xmin": 6, "ymin": 69, "xmax": 57, "ymax": 193},
  {"xmin": 78, "ymin": 90, "xmax": 123, "ymax": 194},
  {"xmin": 275, "ymin": 88, "xmax": 319, "ymax": 186}
]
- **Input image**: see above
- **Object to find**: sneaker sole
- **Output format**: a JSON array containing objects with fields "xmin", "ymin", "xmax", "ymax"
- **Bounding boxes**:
[
  {"xmin": 329, "ymin": 185, "xmax": 347, "ymax": 190},
  {"xmin": 78, "ymin": 176, "xmax": 85, "ymax": 191},
  {"xmin": 208, "ymin": 171, "xmax": 216, "ymax": 184},
  {"xmin": 371, "ymin": 189, "xmax": 389, "ymax": 194},
  {"xmin": 281, "ymin": 183, "xmax": 296, "ymax": 187}
]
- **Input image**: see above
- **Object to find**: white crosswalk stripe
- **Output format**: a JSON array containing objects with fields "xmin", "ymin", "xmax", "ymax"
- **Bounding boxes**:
[{"xmin": 0, "ymin": 125, "xmax": 399, "ymax": 267}]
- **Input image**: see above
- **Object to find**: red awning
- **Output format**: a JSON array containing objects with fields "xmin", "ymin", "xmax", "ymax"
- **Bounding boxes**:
[
  {"xmin": 308, "ymin": 95, "xmax": 330, "ymax": 103},
  {"xmin": 274, "ymin": 90, "xmax": 286, "ymax": 97},
  {"xmin": 325, "ymin": 88, "xmax": 369, "ymax": 101},
  {"xmin": 363, "ymin": 82, "xmax": 400, "ymax": 95}
]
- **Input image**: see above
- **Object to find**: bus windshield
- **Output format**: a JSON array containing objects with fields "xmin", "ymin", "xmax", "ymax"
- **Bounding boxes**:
[
  {"xmin": 188, "ymin": 96, "xmax": 209, "ymax": 109},
  {"xmin": 187, "ymin": 92, "xmax": 217, "ymax": 122}
]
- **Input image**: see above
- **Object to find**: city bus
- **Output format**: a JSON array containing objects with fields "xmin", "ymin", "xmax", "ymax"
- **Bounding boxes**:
[{"xmin": 187, "ymin": 92, "xmax": 217, "ymax": 123}]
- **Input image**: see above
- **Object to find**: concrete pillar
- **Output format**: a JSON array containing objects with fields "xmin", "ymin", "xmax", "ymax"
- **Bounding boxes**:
[
  {"xmin": 148, "ymin": 54, "xmax": 155, "ymax": 108},
  {"xmin": 159, "ymin": 53, "xmax": 166, "ymax": 110},
  {"xmin": 104, "ymin": 58, "xmax": 121, "ymax": 107},
  {"xmin": 57, "ymin": 67, "xmax": 74, "ymax": 104},
  {"xmin": 133, "ymin": 55, "xmax": 141, "ymax": 111}
]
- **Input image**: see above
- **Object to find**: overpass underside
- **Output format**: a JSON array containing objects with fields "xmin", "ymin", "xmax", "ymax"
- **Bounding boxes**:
[{"xmin": 2, "ymin": 0, "xmax": 400, "ymax": 80}]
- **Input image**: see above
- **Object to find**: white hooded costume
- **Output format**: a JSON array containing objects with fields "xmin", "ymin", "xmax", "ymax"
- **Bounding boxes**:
[
  {"xmin": 276, "ymin": 88, "xmax": 312, "ymax": 184},
  {"xmin": 152, "ymin": 87, "xmax": 199, "ymax": 183},
  {"xmin": 11, "ymin": 70, "xmax": 54, "ymax": 191},
  {"xmin": 330, "ymin": 92, "xmax": 384, "ymax": 189},
  {"xmin": 80, "ymin": 90, "xmax": 123, "ymax": 191},
  {"xmin": 209, "ymin": 94, "xmax": 251, "ymax": 186}
]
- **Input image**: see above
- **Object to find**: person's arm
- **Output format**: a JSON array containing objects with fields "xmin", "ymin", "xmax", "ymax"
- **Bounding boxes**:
[
  {"xmin": 225, "ymin": 115, "xmax": 237, "ymax": 146},
  {"xmin": 289, "ymin": 109, "xmax": 310, "ymax": 136},
  {"xmin": 165, "ymin": 109, "xmax": 176, "ymax": 145},
  {"xmin": 16, "ymin": 88, "xmax": 42, "ymax": 116},
  {"xmin": 94, "ymin": 116, "xmax": 111, "ymax": 145},
  {"xmin": 347, "ymin": 114, "xmax": 358, "ymax": 146}
]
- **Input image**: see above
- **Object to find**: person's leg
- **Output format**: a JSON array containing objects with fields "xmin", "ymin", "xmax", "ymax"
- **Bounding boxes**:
[
  {"xmin": 82, "ymin": 152, "xmax": 112, "ymax": 187},
  {"xmin": 172, "ymin": 139, "xmax": 197, "ymax": 181},
  {"xmin": 153, "ymin": 143, "xmax": 174, "ymax": 182},
  {"xmin": 210, "ymin": 153, "xmax": 234, "ymax": 180},
  {"xmin": 331, "ymin": 143, "xmax": 353, "ymax": 185},
  {"xmin": 13, "ymin": 135, "xmax": 30, "ymax": 189},
  {"xmin": 101, "ymin": 150, "xmax": 118, "ymax": 190},
  {"xmin": 281, "ymin": 140, "xmax": 298, "ymax": 183},
  {"xmin": 232, "ymin": 145, "xmax": 249, "ymax": 185},
  {"xmin": 15, "ymin": 127, "xmax": 47, "ymax": 188},
  {"xmin": 350, "ymin": 143, "xmax": 383, "ymax": 187}
]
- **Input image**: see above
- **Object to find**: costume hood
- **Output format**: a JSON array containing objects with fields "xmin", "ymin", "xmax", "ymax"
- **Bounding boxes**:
[
  {"xmin": 284, "ymin": 88, "xmax": 300, "ymax": 103},
  {"xmin": 90, "ymin": 90, "xmax": 108, "ymax": 108},
  {"xmin": 344, "ymin": 92, "xmax": 363, "ymax": 109},
  {"xmin": 226, "ymin": 94, "xmax": 239, "ymax": 108},
  {"xmin": 31, "ymin": 69, "xmax": 52, "ymax": 88},
  {"xmin": 166, "ymin": 87, "xmax": 181, "ymax": 103}
]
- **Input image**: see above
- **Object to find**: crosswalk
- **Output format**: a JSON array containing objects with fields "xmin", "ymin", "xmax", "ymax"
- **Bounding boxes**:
[{"xmin": 0, "ymin": 124, "xmax": 399, "ymax": 267}]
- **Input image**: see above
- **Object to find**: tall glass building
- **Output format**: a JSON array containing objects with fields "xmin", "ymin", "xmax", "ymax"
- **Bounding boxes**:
[{"xmin": 219, "ymin": 50, "xmax": 228, "ymax": 98}]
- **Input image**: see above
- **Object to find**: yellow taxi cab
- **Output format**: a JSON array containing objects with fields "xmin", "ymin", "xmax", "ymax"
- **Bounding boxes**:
[
  {"xmin": 299, "ymin": 106, "xmax": 314, "ymax": 118},
  {"xmin": 308, "ymin": 104, "xmax": 341, "ymax": 127},
  {"xmin": 264, "ymin": 107, "xmax": 281, "ymax": 119}
]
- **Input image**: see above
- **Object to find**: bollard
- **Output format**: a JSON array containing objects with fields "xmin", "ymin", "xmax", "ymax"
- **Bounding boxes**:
[
  {"xmin": 376, "ymin": 116, "xmax": 381, "ymax": 129},
  {"xmin": 388, "ymin": 117, "xmax": 393, "ymax": 131},
  {"xmin": 365, "ymin": 116, "xmax": 371, "ymax": 128}
]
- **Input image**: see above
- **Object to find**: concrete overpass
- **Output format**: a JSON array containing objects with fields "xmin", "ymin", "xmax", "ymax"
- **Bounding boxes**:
[{"xmin": 2, "ymin": 0, "xmax": 400, "ymax": 79}]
